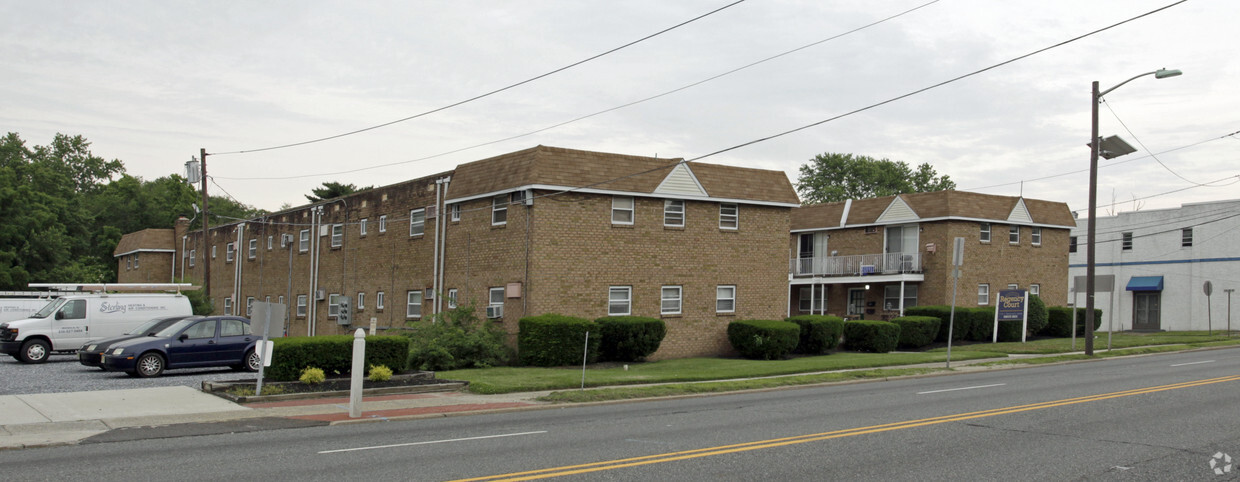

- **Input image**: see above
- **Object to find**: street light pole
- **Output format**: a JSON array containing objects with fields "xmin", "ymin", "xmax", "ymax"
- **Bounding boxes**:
[{"xmin": 1085, "ymin": 68, "xmax": 1180, "ymax": 356}]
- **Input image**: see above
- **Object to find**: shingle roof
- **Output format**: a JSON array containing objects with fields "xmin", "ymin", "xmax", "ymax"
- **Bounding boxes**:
[
  {"xmin": 792, "ymin": 190, "xmax": 1077, "ymax": 230},
  {"xmin": 113, "ymin": 229, "xmax": 175, "ymax": 256},
  {"xmin": 447, "ymin": 145, "xmax": 799, "ymax": 205}
]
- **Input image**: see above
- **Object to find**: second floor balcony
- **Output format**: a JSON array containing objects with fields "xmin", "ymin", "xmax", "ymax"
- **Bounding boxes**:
[{"xmin": 791, "ymin": 252, "xmax": 922, "ymax": 278}]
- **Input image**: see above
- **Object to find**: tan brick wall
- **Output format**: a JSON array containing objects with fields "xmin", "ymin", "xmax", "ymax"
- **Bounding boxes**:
[{"xmin": 116, "ymin": 252, "xmax": 173, "ymax": 284}]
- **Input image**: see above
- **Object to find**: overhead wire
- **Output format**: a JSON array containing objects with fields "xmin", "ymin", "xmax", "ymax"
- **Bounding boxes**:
[{"xmin": 1102, "ymin": 98, "xmax": 1209, "ymax": 186}]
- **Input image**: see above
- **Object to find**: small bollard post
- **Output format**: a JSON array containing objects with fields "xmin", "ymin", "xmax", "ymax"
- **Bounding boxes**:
[{"xmin": 349, "ymin": 328, "xmax": 366, "ymax": 418}]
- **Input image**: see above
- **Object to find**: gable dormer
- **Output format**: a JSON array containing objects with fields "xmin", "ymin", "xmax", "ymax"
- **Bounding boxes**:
[
  {"xmin": 1007, "ymin": 198, "xmax": 1032, "ymax": 223},
  {"xmin": 653, "ymin": 162, "xmax": 708, "ymax": 197},
  {"xmin": 875, "ymin": 195, "xmax": 920, "ymax": 223}
]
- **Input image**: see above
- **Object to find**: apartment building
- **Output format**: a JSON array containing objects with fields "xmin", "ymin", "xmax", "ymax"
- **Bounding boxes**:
[
  {"xmin": 789, "ymin": 190, "xmax": 1076, "ymax": 319},
  {"xmin": 118, "ymin": 146, "xmax": 799, "ymax": 359}
]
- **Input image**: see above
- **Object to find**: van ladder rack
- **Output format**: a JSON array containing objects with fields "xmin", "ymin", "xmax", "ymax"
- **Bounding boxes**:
[{"xmin": 27, "ymin": 283, "xmax": 198, "ymax": 294}]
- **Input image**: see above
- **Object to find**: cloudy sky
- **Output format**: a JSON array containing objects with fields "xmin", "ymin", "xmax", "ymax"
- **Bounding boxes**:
[{"xmin": 3, "ymin": 0, "xmax": 1236, "ymax": 217}]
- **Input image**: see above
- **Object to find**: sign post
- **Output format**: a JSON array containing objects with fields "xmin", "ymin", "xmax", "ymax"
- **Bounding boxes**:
[
  {"xmin": 994, "ymin": 289, "xmax": 1028, "ymax": 343},
  {"xmin": 1204, "ymin": 281, "xmax": 1213, "ymax": 335},
  {"xmin": 250, "ymin": 301, "xmax": 286, "ymax": 396}
]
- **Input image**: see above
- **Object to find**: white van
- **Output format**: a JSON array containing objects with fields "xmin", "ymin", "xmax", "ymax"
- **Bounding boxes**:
[
  {"xmin": 0, "ymin": 293, "xmax": 193, "ymax": 363},
  {"xmin": 0, "ymin": 298, "xmax": 57, "ymax": 324}
]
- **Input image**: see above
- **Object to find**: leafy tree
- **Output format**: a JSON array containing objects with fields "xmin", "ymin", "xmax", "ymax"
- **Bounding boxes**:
[
  {"xmin": 305, "ymin": 181, "xmax": 370, "ymax": 203},
  {"xmin": 796, "ymin": 153, "xmax": 955, "ymax": 204}
]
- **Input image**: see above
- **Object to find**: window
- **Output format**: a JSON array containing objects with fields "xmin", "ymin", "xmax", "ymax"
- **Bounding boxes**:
[
  {"xmin": 189, "ymin": 249, "xmax": 196, "ymax": 267},
  {"xmin": 448, "ymin": 289, "xmax": 458, "ymax": 309},
  {"xmin": 1069, "ymin": 236, "xmax": 1077, "ymax": 253},
  {"xmin": 126, "ymin": 256, "xmax": 131, "ymax": 270},
  {"xmin": 1008, "ymin": 284, "xmax": 1019, "ymax": 290},
  {"xmin": 451, "ymin": 204, "xmax": 461, "ymax": 222},
  {"xmin": 1122, "ymin": 232, "xmax": 1133, "ymax": 250},
  {"xmin": 799, "ymin": 286, "xmax": 826, "ymax": 312},
  {"xmin": 716, "ymin": 285, "xmax": 736, "ymax": 313},
  {"xmin": 297, "ymin": 295, "xmax": 307, "ymax": 317},
  {"xmin": 133, "ymin": 254, "xmax": 139, "ymax": 268},
  {"xmin": 612, "ymin": 196, "xmax": 634, "ymax": 225},
  {"xmin": 410, "ymin": 209, "xmax": 425, "ymax": 236},
  {"xmin": 379, "ymin": 215, "xmax": 387, "ymax": 233},
  {"xmin": 719, "ymin": 203, "xmax": 738, "ymax": 229},
  {"xmin": 1008, "ymin": 225, "xmax": 1019, "ymax": 245},
  {"xmin": 1030, "ymin": 284, "xmax": 1040, "ymax": 296},
  {"xmin": 249, "ymin": 239, "xmax": 258, "ymax": 259},
  {"xmin": 492, "ymin": 195, "xmax": 508, "ymax": 226},
  {"xmin": 1031, "ymin": 227, "xmax": 1042, "ymax": 246},
  {"xmin": 406, "ymin": 291, "xmax": 423, "ymax": 318},
  {"xmin": 979, "ymin": 223, "xmax": 991, "ymax": 243},
  {"xmin": 664, "ymin": 200, "xmax": 684, "ymax": 227},
  {"xmin": 299, "ymin": 229, "xmax": 310, "ymax": 252},
  {"xmin": 489, "ymin": 287, "xmax": 504, "ymax": 309},
  {"xmin": 377, "ymin": 291, "xmax": 385, "ymax": 310},
  {"xmin": 212, "ymin": 246, "xmax": 216, "ymax": 259},
  {"xmin": 224, "ymin": 297, "xmax": 233, "ymax": 315},
  {"xmin": 883, "ymin": 285, "xmax": 918, "ymax": 311},
  {"xmin": 226, "ymin": 242, "xmax": 235, "ymax": 262},
  {"xmin": 331, "ymin": 224, "xmax": 343, "ymax": 247},
  {"xmin": 357, "ymin": 292, "xmax": 365, "ymax": 310},
  {"xmin": 1182, "ymin": 228, "xmax": 1193, "ymax": 247},
  {"xmin": 221, "ymin": 318, "xmax": 248, "ymax": 337},
  {"xmin": 608, "ymin": 286, "xmax": 631, "ymax": 316},
  {"xmin": 267, "ymin": 235, "xmax": 273, "ymax": 251},
  {"xmin": 186, "ymin": 319, "xmax": 217, "ymax": 339},
  {"xmin": 661, "ymin": 286, "xmax": 682, "ymax": 315},
  {"xmin": 328, "ymin": 293, "xmax": 341, "ymax": 318},
  {"xmin": 978, "ymin": 284, "xmax": 990, "ymax": 305},
  {"xmin": 246, "ymin": 297, "xmax": 255, "ymax": 317},
  {"xmin": 360, "ymin": 218, "xmax": 368, "ymax": 236},
  {"xmin": 278, "ymin": 295, "xmax": 284, "ymax": 308}
]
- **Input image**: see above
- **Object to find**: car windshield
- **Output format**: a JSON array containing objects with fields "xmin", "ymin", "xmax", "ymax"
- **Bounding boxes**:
[
  {"xmin": 126, "ymin": 316, "xmax": 187, "ymax": 335},
  {"xmin": 153, "ymin": 318, "xmax": 200, "ymax": 337},
  {"xmin": 30, "ymin": 299, "xmax": 64, "ymax": 319}
]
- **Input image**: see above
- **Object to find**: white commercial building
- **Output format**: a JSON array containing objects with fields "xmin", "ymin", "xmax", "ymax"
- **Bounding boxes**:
[{"xmin": 1068, "ymin": 199, "xmax": 1240, "ymax": 332}]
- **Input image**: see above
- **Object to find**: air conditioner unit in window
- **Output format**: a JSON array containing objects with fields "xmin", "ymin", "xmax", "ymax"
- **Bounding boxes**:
[
  {"xmin": 486, "ymin": 305, "xmax": 503, "ymax": 319},
  {"xmin": 315, "ymin": 289, "xmax": 326, "ymax": 301}
]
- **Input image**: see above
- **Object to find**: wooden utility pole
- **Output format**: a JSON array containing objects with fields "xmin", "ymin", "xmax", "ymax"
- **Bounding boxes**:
[{"xmin": 200, "ymin": 148, "xmax": 210, "ymax": 298}]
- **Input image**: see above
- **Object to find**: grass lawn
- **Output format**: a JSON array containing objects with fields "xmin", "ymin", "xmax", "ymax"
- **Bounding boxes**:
[{"xmin": 929, "ymin": 331, "xmax": 1240, "ymax": 355}]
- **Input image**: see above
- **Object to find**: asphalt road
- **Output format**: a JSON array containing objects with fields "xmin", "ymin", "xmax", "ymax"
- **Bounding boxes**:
[
  {"xmin": 0, "ymin": 351, "xmax": 254, "ymax": 395},
  {"xmin": 3, "ymin": 348, "xmax": 1240, "ymax": 480}
]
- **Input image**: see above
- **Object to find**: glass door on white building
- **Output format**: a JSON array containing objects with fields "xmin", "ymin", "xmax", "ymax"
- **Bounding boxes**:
[{"xmin": 1133, "ymin": 292, "xmax": 1161, "ymax": 331}]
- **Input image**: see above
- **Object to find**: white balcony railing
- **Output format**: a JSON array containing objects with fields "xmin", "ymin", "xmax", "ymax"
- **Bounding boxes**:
[{"xmin": 791, "ymin": 252, "xmax": 921, "ymax": 277}]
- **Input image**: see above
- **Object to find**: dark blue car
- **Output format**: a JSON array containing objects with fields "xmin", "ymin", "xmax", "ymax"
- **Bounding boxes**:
[
  {"xmin": 78, "ymin": 315, "xmax": 197, "ymax": 368},
  {"xmin": 101, "ymin": 316, "xmax": 261, "ymax": 378}
]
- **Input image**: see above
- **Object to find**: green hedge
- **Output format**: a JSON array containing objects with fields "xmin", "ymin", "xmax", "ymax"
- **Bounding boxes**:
[
  {"xmin": 842, "ymin": 320, "xmax": 901, "ymax": 353},
  {"xmin": 727, "ymin": 320, "xmax": 800, "ymax": 360},
  {"xmin": 1026, "ymin": 295, "xmax": 1049, "ymax": 335},
  {"xmin": 518, "ymin": 314, "xmax": 600, "ymax": 367},
  {"xmin": 891, "ymin": 316, "xmax": 941, "ymax": 349},
  {"xmin": 594, "ymin": 316, "xmax": 666, "ymax": 362},
  {"xmin": 1044, "ymin": 307, "xmax": 1106, "ymax": 337},
  {"xmin": 784, "ymin": 315, "xmax": 844, "ymax": 354},
  {"xmin": 267, "ymin": 335, "xmax": 409, "ymax": 381},
  {"xmin": 967, "ymin": 307, "xmax": 996, "ymax": 341},
  {"xmin": 904, "ymin": 306, "xmax": 962, "ymax": 342}
]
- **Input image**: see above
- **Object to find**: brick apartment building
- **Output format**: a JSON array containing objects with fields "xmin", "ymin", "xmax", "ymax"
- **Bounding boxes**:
[
  {"xmin": 116, "ymin": 146, "xmax": 799, "ymax": 359},
  {"xmin": 789, "ymin": 190, "xmax": 1076, "ymax": 319}
]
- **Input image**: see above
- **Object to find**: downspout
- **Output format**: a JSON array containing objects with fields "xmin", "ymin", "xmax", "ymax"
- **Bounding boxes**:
[
  {"xmin": 432, "ymin": 178, "xmax": 442, "ymax": 317},
  {"xmin": 180, "ymin": 236, "xmax": 187, "ymax": 281},
  {"xmin": 234, "ymin": 223, "xmax": 243, "ymax": 316},
  {"xmin": 438, "ymin": 176, "xmax": 451, "ymax": 314},
  {"xmin": 307, "ymin": 207, "xmax": 319, "ymax": 336}
]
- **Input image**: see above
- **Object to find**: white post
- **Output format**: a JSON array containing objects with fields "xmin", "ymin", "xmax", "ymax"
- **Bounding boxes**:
[
  {"xmin": 1021, "ymin": 290, "xmax": 1029, "ymax": 343},
  {"xmin": 349, "ymin": 328, "xmax": 366, "ymax": 418},
  {"xmin": 580, "ymin": 331, "xmax": 590, "ymax": 390}
]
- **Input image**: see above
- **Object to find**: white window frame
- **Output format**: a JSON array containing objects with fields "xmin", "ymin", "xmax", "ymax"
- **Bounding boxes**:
[
  {"xmin": 331, "ymin": 224, "xmax": 343, "ymax": 247},
  {"xmin": 799, "ymin": 286, "xmax": 826, "ymax": 312},
  {"xmin": 126, "ymin": 256, "xmax": 131, "ymax": 270},
  {"xmin": 278, "ymin": 295, "xmax": 285, "ymax": 308},
  {"xmin": 410, "ymin": 208, "xmax": 426, "ymax": 237},
  {"xmin": 299, "ymin": 229, "xmax": 310, "ymax": 252},
  {"xmin": 450, "ymin": 204, "xmax": 461, "ymax": 222},
  {"xmin": 492, "ymin": 195, "xmax": 508, "ymax": 226},
  {"xmin": 212, "ymin": 246, "xmax": 216, "ymax": 259},
  {"xmin": 716, "ymin": 285, "xmax": 736, "ymax": 313},
  {"xmin": 612, "ymin": 196, "xmax": 634, "ymax": 225},
  {"xmin": 328, "ymin": 293, "xmax": 341, "ymax": 318},
  {"xmin": 1031, "ymin": 227, "xmax": 1042, "ymax": 246},
  {"xmin": 376, "ymin": 291, "xmax": 385, "ymax": 310},
  {"xmin": 1030, "ymin": 284, "xmax": 1040, "ymax": 296},
  {"xmin": 664, "ymin": 199, "xmax": 685, "ymax": 227},
  {"xmin": 248, "ymin": 239, "xmax": 257, "ymax": 259},
  {"xmin": 661, "ymin": 286, "xmax": 682, "ymax": 315},
  {"xmin": 246, "ymin": 297, "xmax": 255, "ymax": 317},
  {"xmin": 448, "ymin": 288, "xmax": 458, "ymax": 309},
  {"xmin": 226, "ymin": 242, "xmax": 235, "ymax": 262},
  {"xmin": 1008, "ymin": 283, "xmax": 1019, "ymax": 290},
  {"xmin": 979, "ymin": 222, "xmax": 991, "ymax": 243},
  {"xmin": 978, "ymin": 284, "xmax": 990, "ymax": 305},
  {"xmin": 134, "ymin": 253, "xmax": 139, "ymax": 268},
  {"xmin": 1008, "ymin": 225, "xmax": 1019, "ymax": 245},
  {"xmin": 188, "ymin": 249, "xmax": 196, "ymax": 267},
  {"xmin": 224, "ymin": 297, "xmax": 233, "ymax": 316},
  {"xmin": 296, "ymin": 295, "xmax": 307, "ymax": 317},
  {"xmin": 719, "ymin": 203, "xmax": 738, "ymax": 230},
  {"xmin": 489, "ymin": 287, "xmax": 504, "ymax": 309},
  {"xmin": 267, "ymin": 235, "xmax": 273, "ymax": 251},
  {"xmin": 379, "ymin": 215, "xmax": 387, "ymax": 233},
  {"xmin": 360, "ymin": 218, "xmax": 368, "ymax": 236},
  {"xmin": 608, "ymin": 286, "xmax": 631, "ymax": 316},
  {"xmin": 357, "ymin": 292, "xmax": 365, "ymax": 310},
  {"xmin": 406, "ymin": 290, "xmax": 423, "ymax": 319}
]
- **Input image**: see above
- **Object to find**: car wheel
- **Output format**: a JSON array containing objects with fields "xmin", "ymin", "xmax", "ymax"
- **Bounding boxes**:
[
  {"xmin": 19, "ymin": 339, "xmax": 51, "ymax": 364},
  {"xmin": 135, "ymin": 352, "xmax": 165, "ymax": 378},
  {"xmin": 244, "ymin": 349, "xmax": 261, "ymax": 372}
]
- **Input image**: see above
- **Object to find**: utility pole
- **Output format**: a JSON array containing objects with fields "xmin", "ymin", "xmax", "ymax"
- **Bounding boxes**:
[{"xmin": 200, "ymin": 148, "xmax": 211, "ymax": 299}]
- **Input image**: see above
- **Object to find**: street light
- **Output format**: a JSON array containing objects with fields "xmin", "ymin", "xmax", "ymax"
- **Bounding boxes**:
[{"xmin": 1085, "ymin": 68, "xmax": 1181, "ymax": 355}]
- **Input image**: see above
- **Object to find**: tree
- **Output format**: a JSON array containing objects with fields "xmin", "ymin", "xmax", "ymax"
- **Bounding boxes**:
[
  {"xmin": 796, "ymin": 153, "xmax": 955, "ymax": 205},
  {"xmin": 305, "ymin": 181, "xmax": 370, "ymax": 203}
]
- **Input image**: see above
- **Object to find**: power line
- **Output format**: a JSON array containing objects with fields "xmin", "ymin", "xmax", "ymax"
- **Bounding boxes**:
[
  {"xmin": 211, "ymin": 0, "xmax": 748, "ymax": 156},
  {"xmin": 1102, "ymin": 99, "xmax": 1208, "ymax": 186}
]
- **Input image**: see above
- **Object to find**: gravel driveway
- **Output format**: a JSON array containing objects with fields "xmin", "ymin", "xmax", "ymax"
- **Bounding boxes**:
[{"xmin": 0, "ymin": 354, "xmax": 257, "ymax": 395}]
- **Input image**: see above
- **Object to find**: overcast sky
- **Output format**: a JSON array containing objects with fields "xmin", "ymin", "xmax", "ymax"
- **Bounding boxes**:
[{"xmin": 3, "ymin": 0, "xmax": 1236, "ymax": 218}]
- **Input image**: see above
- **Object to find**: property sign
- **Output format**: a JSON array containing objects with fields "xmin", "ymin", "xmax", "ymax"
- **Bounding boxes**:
[{"xmin": 996, "ymin": 290, "xmax": 1027, "ymax": 321}]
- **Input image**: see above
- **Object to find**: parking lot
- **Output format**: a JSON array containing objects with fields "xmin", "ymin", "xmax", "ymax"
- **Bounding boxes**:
[{"xmin": 0, "ymin": 353, "xmax": 256, "ymax": 395}]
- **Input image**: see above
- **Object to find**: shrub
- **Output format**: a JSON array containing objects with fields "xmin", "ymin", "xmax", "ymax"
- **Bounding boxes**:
[
  {"xmin": 727, "ymin": 320, "xmax": 800, "ymax": 360},
  {"xmin": 518, "ymin": 314, "xmax": 600, "ymax": 367},
  {"xmin": 1026, "ymin": 294, "xmax": 1049, "ymax": 336},
  {"xmin": 784, "ymin": 315, "xmax": 844, "ymax": 354},
  {"xmin": 842, "ymin": 320, "xmax": 901, "ymax": 353},
  {"xmin": 268, "ymin": 335, "xmax": 409, "ymax": 381},
  {"xmin": 904, "ymin": 306, "xmax": 961, "ymax": 342},
  {"xmin": 891, "ymin": 316, "xmax": 941, "ymax": 349},
  {"xmin": 967, "ymin": 307, "xmax": 995, "ymax": 341},
  {"xmin": 368, "ymin": 364, "xmax": 393, "ymax": 382},
  {"xmin": 594, "ymin": 316, "xmax": 667, "ymax": 362},
  {"xmin": 404, "ymin": 305, "xmax": 512, "ymax": 371},
  {"xmin": 1045, "ymin": 307, "xmax": 1073, "ymax": 337},
  {"xmin": 299, "ymin": 367, "xmax": 325, "ymax": 385},
  {"xmin": 1076, "ymin": 308, "xmax": 1106, "ymax": 333}
]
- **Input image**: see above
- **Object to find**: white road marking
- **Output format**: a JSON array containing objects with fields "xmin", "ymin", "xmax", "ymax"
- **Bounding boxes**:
[
  {"xmin": 319, "ymin": 430, "xmax": 548, "ymax": 454},
  {"xmin": 1170, "ymin": 360, "xmax": 1215, "ymax": 367},
  {"xmin": 917, "ymin": 383, "xmax": 1006, "ymax": 395}
]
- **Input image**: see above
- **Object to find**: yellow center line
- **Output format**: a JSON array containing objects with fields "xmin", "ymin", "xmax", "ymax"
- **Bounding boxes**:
[{"xmin": 451, "ymin": 374, "xmax": 1240, "ymax": 481}]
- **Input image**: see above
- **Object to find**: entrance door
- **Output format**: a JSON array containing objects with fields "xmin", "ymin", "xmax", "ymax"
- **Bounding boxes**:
[
  {"xmin": 847, "ymin": 289, "xmax": 866, "ymax": 318},
  {"xmin": 1132, "ymin": 292, "xmax": 1161, "ymax": 331}
]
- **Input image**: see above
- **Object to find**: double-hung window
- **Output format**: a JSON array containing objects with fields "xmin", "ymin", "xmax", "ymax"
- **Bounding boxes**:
[
  {"xmin": 664, "ymin": 200, "xmax": 684, "ymax": 227},
  {"xmin": 719, "ymin": 203, "xmax": 738, "ymax": 229},
  {"xmin": 489, "ymin": 287, "xmax": 504, "ymax": 310},
  {"xmin": 360, "ymin": 218, "xmax": 368, "ymax": 236},
  {"xmin": 331, "ymin": 224, "xmax": 343, "ymax": 247},
  {"xmin": 224, "ymin": 297, "xmax": 233, "ymax": 315},
  {"xmin": 451, "ymin": 204, "xmax": 461, "ymax": 222},
  {"xmin": 1031, "ymin": 227, "xmax": 1042, "ymax": 246},
  {"xmin": 267, "ymin": 235, "xmax": 273, "ymax": 251},
  {"xmin": 246, "ymin": 297, "xmax": 255, "ymax": 317},
  {"xmin": 379, "ymin": 215, "xmax": 387, "ymax": 233},
  {"xmin": 296, "ymin": 295, "xmax": 307, "ymax": 317},
  {"xmin": 376, "ymin": 291, "xmax": 385, "ymax": 310},
  {"xmin": 979, "ymin": 223, "xmax": 991, "ymax": 242},
  {"xmin": 661, "ymin": 286, "xmax": 682, "ymax": 315},
  {"xmin": 410, "ymin": 209, "xmax": 425, "ymax": 237},
  {"xmin": 299, "ymin": 229, "xmax": 310, "ymax": 252},
  {"xmin": 249, "ymin": 239, "xmax": 257, "ymax": 259},
  {"xmin": 328, "ymin": 294, "xmax": 341, "ymax": 318},
  {"xmin": 716, "ymin": 285, "xmax": 736, "ymax": 313},
  {"xmin": 407, "ymin": 291, "xmax": 423, "ymax": 319},
  {"xmin": 1008, "ymin": 225, "xmax": 1019, "ymax": 244},
  {"xmin": 226, "ymin": 242, "xmax": 235, "ymax": 262},
  {"xmin": 978, "ymin": 284, "xmax": 990, "ymax": 305},
  {"xmin": 448, "ymin": 288, "xmax": 458, "ymax": 309},
  {"xmin": 188, "ymin": 249, "xmax": 196, "ymax": 267},
  {"xmin": 357, "ymin": 292, "xmax": 365, "ymax": 310},
  {"xmin": 612, "ymin": 196, "xmax": 634, "ymax": 225},
  {"xmin": 608, "ymin": 286, "xmax": 631, "ymax": 316},
  {"xmin": 492, "ymin": 195, "xmax": 508, "ymax": 226}
]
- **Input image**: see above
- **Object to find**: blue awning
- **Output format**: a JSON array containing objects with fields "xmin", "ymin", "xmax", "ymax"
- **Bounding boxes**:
[{"xmin": 1126, "ymin": 276, "xmax": 1164, "ymax": 292}]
